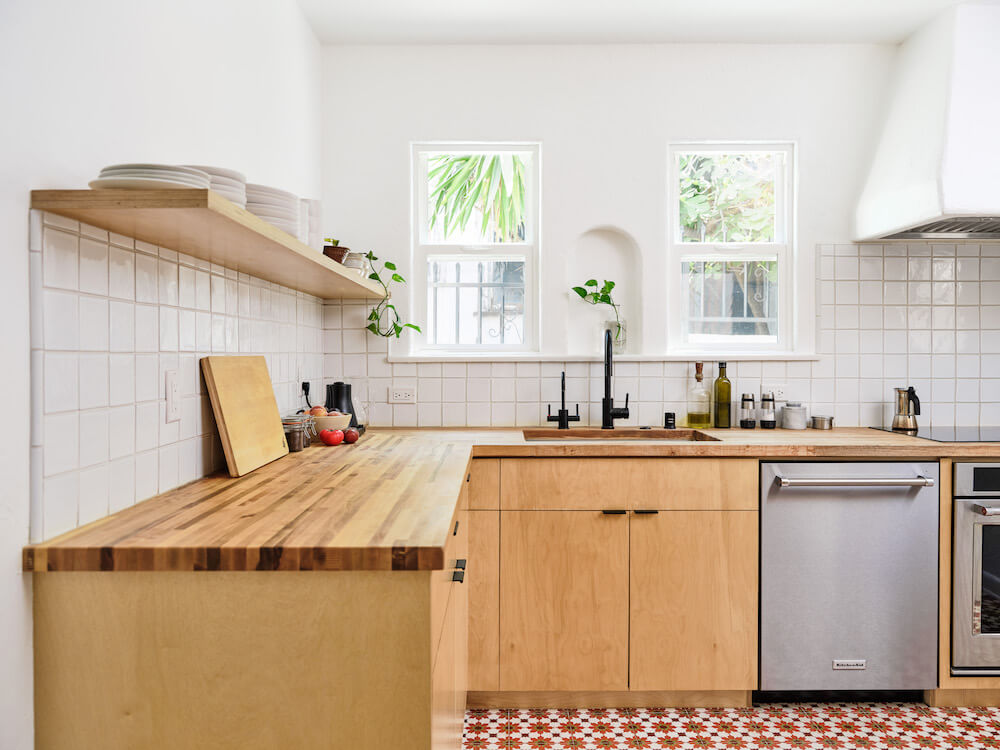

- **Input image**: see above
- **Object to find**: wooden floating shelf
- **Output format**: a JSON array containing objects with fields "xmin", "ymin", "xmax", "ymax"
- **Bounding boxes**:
[{"xmin": 30, "ymin": 189, "xmax": 383, "ymax": 300}]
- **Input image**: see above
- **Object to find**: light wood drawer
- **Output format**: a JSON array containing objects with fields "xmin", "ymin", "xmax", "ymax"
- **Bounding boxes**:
[
  {"xmin": 469, "ymin": 458, "xmax": 500, "ymax": 509},
  {"xmin": 500, "ymin": 458, "xmax": 758, "ymax": 511}
]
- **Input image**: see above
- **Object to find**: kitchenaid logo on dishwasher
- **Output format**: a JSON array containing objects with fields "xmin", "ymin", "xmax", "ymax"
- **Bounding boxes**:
[{"xmin": 832, "ymin": 660, "xmax": 867, "ymax": 670}]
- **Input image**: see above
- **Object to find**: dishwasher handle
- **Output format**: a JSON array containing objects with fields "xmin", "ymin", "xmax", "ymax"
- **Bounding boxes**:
[
  {"xmin": 775, "ymin": 474, "xmax": 935, "ymax": 488},
  {"xmin": 973, "ymin": 503, "xmax": 1000, "ymax": 516}
]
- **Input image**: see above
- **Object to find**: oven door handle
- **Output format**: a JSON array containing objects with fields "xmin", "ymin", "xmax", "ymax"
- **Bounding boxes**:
[{"xmin": 972, "ymin": 503, "xmax": 1000, "ymax": 516}]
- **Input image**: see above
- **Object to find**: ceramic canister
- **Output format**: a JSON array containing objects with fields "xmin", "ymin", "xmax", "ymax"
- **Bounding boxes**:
[{"xmin": 781, "ymin": 401, "xmax": 808, "ymax": 430}]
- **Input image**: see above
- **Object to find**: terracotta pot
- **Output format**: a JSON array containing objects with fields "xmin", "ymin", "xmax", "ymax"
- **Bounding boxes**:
[{"xmin": 323, "ymin": 246, "xmax": 350, "ymax": 263}]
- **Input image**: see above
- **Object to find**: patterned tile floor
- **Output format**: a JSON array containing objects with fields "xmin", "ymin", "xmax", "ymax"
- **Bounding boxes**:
[{"xmin": 463, "ymin": 704, "xmax": 1000, "ymax": 749}]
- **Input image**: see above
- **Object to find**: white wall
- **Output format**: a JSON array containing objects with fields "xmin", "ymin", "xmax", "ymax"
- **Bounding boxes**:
[
  {"xmin": 321, "ymin": 43, "xmax": 896, "ymax": 356},
  {"xmin": 0, "ymin": 1, "xmax": 322, "ymax": 745}
]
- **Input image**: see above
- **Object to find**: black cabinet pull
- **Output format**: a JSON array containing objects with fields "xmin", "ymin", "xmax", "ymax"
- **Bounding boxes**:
[
  {"xmin": 466, "ymin": 473, "xmax": 471, "ymax": 482},
  {"xmin": 634, "ymin": 509, "xmax": 660, "ymax": 514},
  {"xmin": 452, "ymin": 570, "xmax": 465, "ymax": 583},
  {"xmin": 601, "ymin": 509, "xmax": 627, "ymax": 515},
  {"xmin": 453, "ymin": 521, "xmax": 459, "ymax": 536},
  {"xmin": 456, "ymin": 559, "xmax": 466, "ymax": 570}
]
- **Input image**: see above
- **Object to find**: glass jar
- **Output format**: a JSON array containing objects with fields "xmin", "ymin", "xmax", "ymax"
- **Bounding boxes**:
[
  {"xmin": 739, "ymin": 393, "xmax": 756, "ymax": 429},
  {"xmin": 282, "ymin": 415, "xmax": 314, "ymax": 452},
  {"xmin": 605, "ymin": 320, "xmax": 627, "ymax": 355}
]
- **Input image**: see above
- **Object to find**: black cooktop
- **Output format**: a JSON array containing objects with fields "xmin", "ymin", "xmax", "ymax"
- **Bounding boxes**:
[{"xmin": 870, "ymin": 426, "xmax": 1000, "ymax": 442}]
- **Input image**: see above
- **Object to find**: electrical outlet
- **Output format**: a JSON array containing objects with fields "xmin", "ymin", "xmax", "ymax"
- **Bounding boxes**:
[
  {"xmin": 763, "ymin": 382, "xmax": 788, "ymax": 401},
  {"xmin": 389, "ymin": 387, "xmax": 416, "ymax": 404},
  {"xmin": 165, "ymin": 370, "xmax": 180, "ymax": 422}
]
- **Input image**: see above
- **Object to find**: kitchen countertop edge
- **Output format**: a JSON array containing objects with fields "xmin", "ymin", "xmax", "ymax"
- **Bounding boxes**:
[{"xmin": 23, "ymin": 428, "xmax": 1000, "ymax": 573}]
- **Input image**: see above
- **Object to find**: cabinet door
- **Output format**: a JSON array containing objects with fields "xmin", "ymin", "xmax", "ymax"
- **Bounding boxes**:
[
  {"xmin": 630, "ymin": 511, "xmax": 758, "ymax": 691},
  {"xmin": 500, "ymin": 510, "xmax": 628, "ymax": 691},
  {"xmin": 467, "ymin": 510, "xmax": 499, "ymax": 691},
  {"xmin": 431, "ymin": 588, "xmax": 461, "ymax": 750},
  {"xmin": 453, "ymin": 512, "xmax": 469, "ymax": 720}
]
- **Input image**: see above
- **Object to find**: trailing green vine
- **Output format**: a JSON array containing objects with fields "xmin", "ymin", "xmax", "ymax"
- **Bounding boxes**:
[{"xmin": 365, "ymin": 251, "xmax": 422, "ymax": 338}]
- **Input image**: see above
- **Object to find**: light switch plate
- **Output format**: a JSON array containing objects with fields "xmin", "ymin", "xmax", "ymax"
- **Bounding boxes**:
[{"xmin": 165, "ymin": 369, "xmax": 180, "ymax": 422}]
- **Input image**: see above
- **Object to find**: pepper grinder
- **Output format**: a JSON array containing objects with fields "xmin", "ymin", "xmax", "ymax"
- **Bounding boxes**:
[
  {"xmin": 760, "ymin": 391, "xmax": 776, "ymax": 429},
  {"xmin": 739, "ymin": 393, "xmax": 756, "ymax": 429}
]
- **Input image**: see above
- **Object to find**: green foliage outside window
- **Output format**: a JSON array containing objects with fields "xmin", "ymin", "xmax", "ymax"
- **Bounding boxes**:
[
  {"xmin": 677, "ymin": 153, "xmax": 777, "ymax": 243},
  {"xmin": 427, "ymin": 153, "xmax": 528, "ymax": 243}
]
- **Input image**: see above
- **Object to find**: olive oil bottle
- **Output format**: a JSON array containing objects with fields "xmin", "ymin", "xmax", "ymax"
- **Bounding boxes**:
[
  {"xmin": 713, "ymin": 361, "xmax": 731, "ymax": 428},
  {"xmin": 686, "ymin": 362, "xmax": 711, "ymax": 428}
]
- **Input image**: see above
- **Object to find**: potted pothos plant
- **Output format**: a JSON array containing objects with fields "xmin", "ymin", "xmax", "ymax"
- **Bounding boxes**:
[
  {"xmin": 364, "ymin": 251, "xmax": 421, "ymax": 338},
  {"xmin": 571, "ymin": 278, "xmax": 626, "ymax": 353}
]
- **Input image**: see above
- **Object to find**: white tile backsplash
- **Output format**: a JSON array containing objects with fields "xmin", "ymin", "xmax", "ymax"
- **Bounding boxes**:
[
  {"xmin": 79, "ymin": 237, "xmax": 109, "ymax": 296},
  {"xmin": 314, "ymin": 243, "xmax": 1000, "ymax": 431},
  {"xmin": 30, "ymin": 212, "xmax": 326, "ymax": 542},
  {"xmin": 31, "ymin": 223, "xmax": 1000, "ymax": 543}
]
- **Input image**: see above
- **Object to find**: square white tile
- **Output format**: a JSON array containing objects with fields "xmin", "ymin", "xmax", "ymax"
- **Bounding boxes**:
[{"xmin": 78, "ymin": 353, "xmax": 109, "ymax": 409}]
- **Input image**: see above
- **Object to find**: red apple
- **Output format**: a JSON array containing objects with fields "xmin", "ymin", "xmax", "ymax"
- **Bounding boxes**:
[
  {"xmin": 319, "ymin": 429, "xmax": 344, "ymax": 446},
  {"xmin": 308, "ymin": 405, "xmax": 328, "ymax": 417},
  {"xmin": 344, "ymin": 428, "xmax": 360, "ymax": 444}
]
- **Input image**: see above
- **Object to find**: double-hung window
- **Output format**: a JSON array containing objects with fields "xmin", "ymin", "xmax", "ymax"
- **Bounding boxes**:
[
  {"xmin": 412, "ymin": 143, "xmax": 539, "ymax": 353},
  {"xmin": 668, "ymin": 143, "xmax": 795, "ymax": 353}
]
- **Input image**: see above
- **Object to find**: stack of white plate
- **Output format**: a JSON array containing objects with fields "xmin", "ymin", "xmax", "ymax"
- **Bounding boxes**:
[
  {"xmin": 90, "ymin": 164, "xmax": 210, "ymax": 190},
  {"xmin": 184, "ymin": 165, "xmax": 247, "ymax": 208},
  {"xmin": 246, "ymin": 184, "xmax": 299, "ymax": 236},
  {"xmin": 303, "ymin": 198, "xmax": 322, "ymax": 249}
]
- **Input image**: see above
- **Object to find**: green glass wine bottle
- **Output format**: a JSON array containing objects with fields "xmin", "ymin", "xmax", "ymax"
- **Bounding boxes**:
[{"xmin": 713, "ymin": 361, "xmax": 731, "ymax": 428}]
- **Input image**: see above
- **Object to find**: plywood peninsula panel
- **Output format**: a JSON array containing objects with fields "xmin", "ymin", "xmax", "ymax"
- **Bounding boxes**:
[{"xmin": 34, "ymin": 572, "xmax": 442, "ymax": 749}]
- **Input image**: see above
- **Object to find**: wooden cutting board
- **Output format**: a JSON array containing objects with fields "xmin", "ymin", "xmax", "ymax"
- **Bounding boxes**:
[{"xmin": 201, "ymin": 356, "xmax": 288, "ymax": 477}]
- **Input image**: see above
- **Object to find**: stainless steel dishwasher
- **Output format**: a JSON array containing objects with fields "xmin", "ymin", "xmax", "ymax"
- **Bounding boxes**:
[{"xmin": 760, "ymin": 462, "xmax": 939, "ymax": 690}]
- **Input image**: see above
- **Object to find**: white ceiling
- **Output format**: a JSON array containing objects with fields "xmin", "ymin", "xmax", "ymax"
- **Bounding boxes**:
[{"xmin": 297, "ymin": 0, "xmax": 965, "ymax": 45}]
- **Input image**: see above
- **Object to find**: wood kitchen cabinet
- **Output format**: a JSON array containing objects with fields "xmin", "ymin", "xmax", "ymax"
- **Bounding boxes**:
[
  {"xmin": 629, "ymin": 510, "xmax": 757, "ymax": 690},
  {"xmin": 31, "ymin": 457, "xmax": 472, "ymax": 750},
  {"xmin": 499, "ymin": 510, "xmax": 629, "ymax": 691},
  {"xmin": 467, "ymin": 459, "xmax": 500, "ymax": 691},
  {"xmin": 500, "ymin": 458, "xmax": 757, "ymax": 510},
  {"xmin": 478, "ymin": 457, "xmax": 758, "ymax": 700},
  {"xmin": 467, "ymin": 510, "xmax": 499, "ymax": 690}
]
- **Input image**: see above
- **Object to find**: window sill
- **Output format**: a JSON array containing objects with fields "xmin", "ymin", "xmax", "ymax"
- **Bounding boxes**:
[{"xmin": 390, "ymin": 351, "xmax": 819, "ymax": 363}]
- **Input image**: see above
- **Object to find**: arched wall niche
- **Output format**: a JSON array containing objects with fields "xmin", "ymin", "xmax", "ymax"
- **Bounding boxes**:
[{"xmin": 564, "ymin": 226, "xmax": 644, "ymax": 355}]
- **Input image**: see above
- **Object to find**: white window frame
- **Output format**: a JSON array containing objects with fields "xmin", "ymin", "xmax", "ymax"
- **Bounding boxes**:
[
  {"xmin": 667, "ymin": 142, "xmax": 796, "ymax": 355},
  {"xmin": 410, "ymin": 142, "xmax": 540, "ymax": 354}
]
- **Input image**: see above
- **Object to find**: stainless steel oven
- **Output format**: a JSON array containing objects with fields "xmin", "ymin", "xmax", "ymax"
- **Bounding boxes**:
[{"xmin": 953, "ymin": 462, "xmax": 1000, "ymax": 674}]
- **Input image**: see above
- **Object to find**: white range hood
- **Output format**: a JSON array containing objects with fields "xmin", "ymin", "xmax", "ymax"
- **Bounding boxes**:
[{"xmin": 855, "ymin": 2, "xmax": 1000, "ymax": 241}]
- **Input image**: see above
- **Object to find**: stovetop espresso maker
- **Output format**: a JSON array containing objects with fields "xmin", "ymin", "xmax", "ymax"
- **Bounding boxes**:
[{"xmin": 892, "ymin": 386, "xmax": 920, "ymax": 432}]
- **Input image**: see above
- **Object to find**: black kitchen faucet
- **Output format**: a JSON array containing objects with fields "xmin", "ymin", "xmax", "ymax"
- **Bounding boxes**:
[
  {"xmin": 601, "ymin": 328, "xmax": 629, "ymax": 429},
  {"xmin": 546, "ymin": 371, "xmax": 580, "ymax": 430}
]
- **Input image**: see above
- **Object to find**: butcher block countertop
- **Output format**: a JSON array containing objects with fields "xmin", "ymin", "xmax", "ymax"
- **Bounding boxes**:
[{"xmin": 23, "ymin": 427, "xmax": 1000, "ymax": 573}]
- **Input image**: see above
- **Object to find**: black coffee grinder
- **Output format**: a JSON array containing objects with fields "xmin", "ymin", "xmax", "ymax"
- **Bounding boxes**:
[{"xmin": 325, "ymin": 381, "xmax": 360, "ymax": 429}]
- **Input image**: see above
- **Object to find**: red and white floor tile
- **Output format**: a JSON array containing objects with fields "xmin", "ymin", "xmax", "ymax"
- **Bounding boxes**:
[{"xmin": 464, "ymin": 704, "xmax": 1000, "ymax": 749}]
